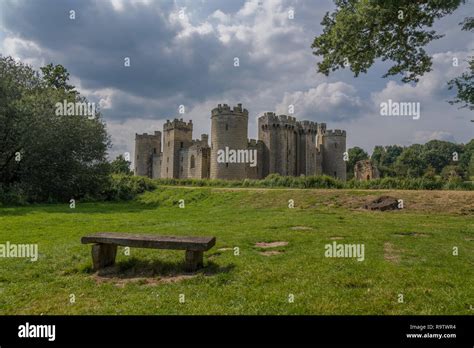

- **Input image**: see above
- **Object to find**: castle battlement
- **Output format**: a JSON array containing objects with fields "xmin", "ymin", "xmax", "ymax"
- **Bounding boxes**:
[
  {"xmin": 212, "ymin": 103, "xmax": 249, "ymax": 116},
  {"xmin": 326, "ymin": 129, "xmax": 346, "ymax": 136},
  {"xmin": 163, "ymin": 118, "xmax": 193, "ymax": 131},
  {"xmin": 135, "ymin": 131, "xmax": 161, "ymax": 140},
  {"xmin": 300, "ymin": 120, "xmax": 318, "ymax": 133}
]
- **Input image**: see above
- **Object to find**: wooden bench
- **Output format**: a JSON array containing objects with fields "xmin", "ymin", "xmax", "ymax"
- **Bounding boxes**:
[{"xmin": 81, "ymin": 232, "xmax": 216, "ymax": 272}]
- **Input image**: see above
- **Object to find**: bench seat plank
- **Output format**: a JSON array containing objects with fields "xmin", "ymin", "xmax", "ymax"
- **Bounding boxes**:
[{"xmin": 81, "ymin": 232, "xmax": 216, "ymax": 251}]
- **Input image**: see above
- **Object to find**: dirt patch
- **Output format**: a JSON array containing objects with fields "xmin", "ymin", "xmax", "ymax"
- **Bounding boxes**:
[
  {"xmin": 291, "ymin": 226, "xmax": 313, "ymax": 231},
  {"xmin": 393, "ymin": 232, "xmax": 430, "ymax": 237},
  {"xmin": 259, "ymin": 250, "xmax": 284, "ymax": 256},
  {"xmin": 330, "ymin": 236, "xmax": 344, "ymax": 240},
  {"xmin": 255, "ymin": 241, "xmax": 288, "ymax": 248},
  {"xmin": 93, "ymin": 274, "xmax": 197, "ymax": 287},
  {"xmin": 217, "ymin": 247, "xmax": 233, "ymax": 251},
  {"xmin": 384, "ymin": 242, "xmax": 401, "ymax": 264},
  {"xmin": 364, "ymin": 196, "xmax": 399, "ymax": 211},
  {"xmin": 465, "ymin": 237, "xmax": 474, "ymax": 241}
]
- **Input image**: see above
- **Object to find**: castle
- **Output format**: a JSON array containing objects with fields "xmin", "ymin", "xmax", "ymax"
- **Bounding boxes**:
[{"xmin": 134, "ymin": 103, "xmax": 347, "ymax": 180}]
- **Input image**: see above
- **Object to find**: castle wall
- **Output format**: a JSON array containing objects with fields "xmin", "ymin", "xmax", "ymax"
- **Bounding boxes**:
[
  {"xmin": 134, "ymin": 104, "xmax": 347, "ymax": 182},
  {"xmin": 134, "ymin": 131, "xmax": 161, "ymax": 177},
  {"xmin": 210, "ymin": 104, "xmax": 248, "ymax": 180}
]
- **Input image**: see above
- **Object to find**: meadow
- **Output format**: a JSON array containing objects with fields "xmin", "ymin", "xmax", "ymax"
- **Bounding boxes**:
[{"xmin": 0, "ymin": 186, "xmax": 472, "ymax": 315}]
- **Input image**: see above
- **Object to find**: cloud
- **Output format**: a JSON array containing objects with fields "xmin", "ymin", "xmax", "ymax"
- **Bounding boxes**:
[
  {"xmin": 275, "ymin": 82, "xmax": 366, "ymax": 122},
  {"xmin": 414, "ymin": 131, "xmax": 456, "ymax": 143}
]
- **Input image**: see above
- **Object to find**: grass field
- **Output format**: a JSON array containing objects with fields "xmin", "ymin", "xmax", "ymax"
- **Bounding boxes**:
[{"xmin": 0, "ymin": 186, "xmax": 473, "ymax": 315}]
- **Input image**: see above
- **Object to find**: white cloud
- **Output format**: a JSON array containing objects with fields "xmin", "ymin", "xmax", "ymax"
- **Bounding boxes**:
[{"xmin": 414, "ymin": 131, "xmax": 456, "ymax": 143}]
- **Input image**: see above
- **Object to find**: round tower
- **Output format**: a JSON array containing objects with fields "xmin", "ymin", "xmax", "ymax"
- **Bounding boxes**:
[
  {"xmin": 210, "ymin": 103, "xmax": 249, "ymax": 180},
  {"xmin": 321, "ymin": 129, "xmax": 347, "ymax": 181}
]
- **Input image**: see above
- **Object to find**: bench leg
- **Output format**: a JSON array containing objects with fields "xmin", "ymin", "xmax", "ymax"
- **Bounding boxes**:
[
  {"xmin": 185, "ymin": 250, "xmax": 203, "ymax": 272},
  {"xmin": 91, "ymin": 244, "xmax": 117, "ymax": 270}
]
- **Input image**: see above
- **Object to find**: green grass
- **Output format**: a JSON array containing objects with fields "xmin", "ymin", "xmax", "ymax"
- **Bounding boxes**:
[{"xmin": 0, "ymin": 187, "xmax": 473, "ymax": 315}]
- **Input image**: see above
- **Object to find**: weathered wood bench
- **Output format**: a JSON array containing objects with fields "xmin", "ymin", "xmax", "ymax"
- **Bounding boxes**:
[{"xmin": 81, "ymin": 232, "xmax": 216, "ymax": 272}]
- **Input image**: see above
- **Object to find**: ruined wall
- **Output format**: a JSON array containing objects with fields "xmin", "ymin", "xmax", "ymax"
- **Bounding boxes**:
[{"xmin": 354, "ymin": 160, "xmax": 380, "ymax": 180}]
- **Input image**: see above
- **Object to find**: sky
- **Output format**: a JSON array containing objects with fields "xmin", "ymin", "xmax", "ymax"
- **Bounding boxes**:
[{"xmin": 0, "ymin": 0, "xmax": 473, "ymax": 161}]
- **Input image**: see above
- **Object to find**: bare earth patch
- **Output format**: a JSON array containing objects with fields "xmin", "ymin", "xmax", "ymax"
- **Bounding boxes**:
[
  {"xmin": 259, "ymin": 250, "xmax": 284, "ymax": 256},
  {"xmin": 255, "ymin": 241, "xmax": 288, "ymax": 248},
  {"xmin": 217, "ymin": 247, "xmax": 233, "ymax": 251},
  {"xmin": 330, "ymin": 236, "xmax": 344, "ymax": 240},
  {"xmin": 384, "ymin": 242, "xmax": 401, "ymax": 264},
  {"xmin": 393, "ymin": 232, "xmax": 430, "ymax": 237},
  {"xmin": 93, "ymin": 274, "xmax": 197, "ymax": 287},
  {"xmin": 291, "ymin": 226, "xmax": 313, "ymax": 230}
]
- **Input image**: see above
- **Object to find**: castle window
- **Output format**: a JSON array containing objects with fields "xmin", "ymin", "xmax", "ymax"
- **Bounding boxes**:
[
  {"xmin": 153, "ymin": 148, "xmax": 157, "ymax": 154},
  {"xmin": 226, "ymin": 163, "xmax": 229, "ymax": 168},
  {"xmin": 190, "ymin": 155, "xmax": 195, "ymax": 169},
  {"xmin": 168, "ymin": 141, "xmax": 170, "ymax": 147},
  {"xmin": 225, "ymin": 124, "xmax": 228, "ymax": 131},
  {"xmin": 334, "ymin": 171, "xmax": 337, "ymax": 177},
  {"xmin": 166, "ymin": 167, "xmax": 168, "ymax": 173},
  {"xmin": 137, "ymin": 155, "xmax": 139, "ymax": 160},
  {"xmin": 180, "ymin": 142, "xmax": 183, "ymax": 148},
  {"xmin": 181, "ymin": 166, "xmax": 183, "ymax": 172},
  {"xmin": 167, "ymin": 157, "xmax": 169, "ymax": 163},
  {"xmin": 335, "ymin": 143, "xmax": 337, "ymax": 149}
]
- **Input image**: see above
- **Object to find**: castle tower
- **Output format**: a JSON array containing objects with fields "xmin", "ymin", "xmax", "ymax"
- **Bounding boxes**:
[
  {"xmin": 161, "ymin": 119, "xmax": 193, "ymax": 178},
  {"xmin": 210, "ymin": 103, "xmax": 249, "ymax": 180},
  {"xmin": 321, "ymin": 129, "xmax": 347, "ymax": 180},
  {"xmin": 258, "ymin": 113, "xmax": 298, "ymax": 177},
  {"xmin": 134, "ymin": 131, "xmax": 161, "ymax": 177}
]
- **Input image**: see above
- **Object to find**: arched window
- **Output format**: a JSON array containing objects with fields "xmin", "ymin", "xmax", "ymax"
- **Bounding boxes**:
[
  {"xmin": 225, "ymin": 124, "xmax": 229, "ymax": 131},
  {"xmin": 190, "ymin": 155, "xmax": 195, "ymax": 169}
]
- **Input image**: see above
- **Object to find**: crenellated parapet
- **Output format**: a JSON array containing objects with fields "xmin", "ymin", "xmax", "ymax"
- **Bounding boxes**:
[
  {"xmin": 211, "ymin": 103, "xmax": 249, "ymax": 117},
  {"xmin": 163, "ymin": 118, "xmax": 193, "ymax": 132},
  {"xmin": 135, "ymin": 131, "xmax": 161, "ymax": 140},
  {"xmin": 325, "ymin": 129, "xmax": 346, "ymax": 137}
]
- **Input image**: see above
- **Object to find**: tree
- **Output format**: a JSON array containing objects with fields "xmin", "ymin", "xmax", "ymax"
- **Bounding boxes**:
[
  {"xmin": 394, "ymin": 144, "xmax": 427, "ymax": 177},
  {"xmin": 111, "ymin": 155, "xmax": 133, "ymax": 175},
  {"xmin": 421, "ymin": 140, "xmax": 461, "ymax": 173},
  {"xmin": 40, "ymin": 63, "xmax": 76, "ymax": 92},
  {"xmin": 312, "ymin": 0, "xmax": 473, "ymax": 109},
  {"xmin": 441, "ymin": 164, "xmax": 465, "ymax": 182},
  {"xmin": 371, "ymin": 145, "xmax": 403, "ymax": 177},
  {"xmin": 346, "ymin": 146, "xmax": 368, "ymax": 178},
  {"xmin": 0, "ymin": 56, "xmax": 110, "ymax": 202}
]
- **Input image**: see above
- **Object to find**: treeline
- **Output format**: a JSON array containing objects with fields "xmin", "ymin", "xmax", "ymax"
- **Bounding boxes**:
[{"xmin": 347, "ymin": 140, "xmax": 474, "ymax": 180}]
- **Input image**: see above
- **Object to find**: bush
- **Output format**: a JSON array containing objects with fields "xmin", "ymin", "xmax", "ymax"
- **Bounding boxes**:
[{"xmin": 103, "ymin": 175, "xmax": 157, "ymax": 201}]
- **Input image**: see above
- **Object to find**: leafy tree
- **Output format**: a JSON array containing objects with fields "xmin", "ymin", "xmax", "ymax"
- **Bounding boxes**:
[
  {"xmin": 40, "ymin": 63, "xmax": 76, "ymax": 92},
  {"xmin": 421, "ymin": 140, "xmax": 461, "ymax": 173},
  {"xmin": 111, "ymin": 155, "xmax": 133, "ymax": 175},
  {"xmin": 346, "ymin": 146, "xmax": 369, "ymax": 178},
  {"xmin": 441, "ymin": 164, "xmax": 465, "ymax": 181},
  {"xmin": 0, "ymin": 56, "xmax": 110, "ymax": 202},
  {"xmin": 312, "ymin": 0, "xmax": 473, "ymax": 109},
  {"xmin": 371, "ymin": 145, "xmax": 403, "ymax": 177},
  {"xmin": 395, "ymin": 144, "xmax": 427, "ymax": 177}
]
